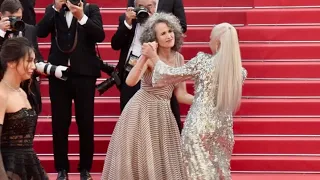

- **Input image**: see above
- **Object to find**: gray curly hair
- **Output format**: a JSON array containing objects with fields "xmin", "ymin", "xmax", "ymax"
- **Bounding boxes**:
[{"xmin": 140, "ymin": 12, "xmax": 184, "ymax": 51}]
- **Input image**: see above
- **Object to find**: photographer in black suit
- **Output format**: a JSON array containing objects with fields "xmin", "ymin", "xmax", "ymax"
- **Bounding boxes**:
[
  {"xmin": 0, "ymin": 0, "xmax": 36, "ymax": 25},
  {"xmin": 0, "ymin": 0, "xmax": 43, "ymax": 114},
  {"xmin": 37, "ymin": 0, "xmax": 105, "ymax": 179},
  {"xmin": 128, "ymin": 0, "xmax": 187, "ymax": 33},
  {"xmin": 122, "ymin": 0, "xmax": 187, "ymax": 132}
]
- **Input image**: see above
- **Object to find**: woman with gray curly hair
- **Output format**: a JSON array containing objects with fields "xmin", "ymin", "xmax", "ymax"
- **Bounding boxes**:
[{"xmin": 101, "ymin": 12, "xmax": 192, "ymax": 180}]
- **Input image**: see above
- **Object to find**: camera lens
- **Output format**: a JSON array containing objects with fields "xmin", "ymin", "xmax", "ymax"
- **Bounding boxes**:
[{"xmin": 13, "ymin": 21, "xmax": 25, "ymax": 31}]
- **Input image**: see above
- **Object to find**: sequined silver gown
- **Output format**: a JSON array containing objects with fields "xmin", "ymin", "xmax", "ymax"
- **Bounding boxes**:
[{"xmin": 152, "ymin": 52, "xmax": 247, "ymax": 180}]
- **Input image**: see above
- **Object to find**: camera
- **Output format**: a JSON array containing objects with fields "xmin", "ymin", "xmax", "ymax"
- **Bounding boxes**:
[
  {"xmin": 69, "ymin": 0, "xmax": 80, "ymax": 5},
  {"xmin": 35, "ymin": 62, "xmax": 69, "ymax": 81},
  {"xmin": 96, "ymin": 71, "xmax": 121, "ymax": 95},
  {"xmin": 133, "ymin": 6, "xmax": 149, "ymax": 23},
  {"xmin": 62, "ymin": 0, "xmax": 81, "ymax": 11},
  {"xmin": 96, "ymin": 62, "xmax": 121, "ymax": 95},
  {"xmin": 96, "ymin": 55, "xmax": 139, "ymax": 95},
  {"xmin": 8, "ymin": 17, "xmax": 25, "ymax": 31}
]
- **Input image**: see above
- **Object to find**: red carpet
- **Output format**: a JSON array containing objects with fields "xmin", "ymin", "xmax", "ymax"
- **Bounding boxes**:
[
  {"xmin": 46, "ymin": 173, "xmax": 320, "ymax": 180},
  {"xmin": 36, "ymin": 117, "xmax": 320, "ymax": 135},
  {"xmin": 33, "ymin": 0, "xmax": 320, "ymax": 178},
  {"xmin": 37, "ymin": 26, "xmax": 320, "ymax": 43},
  {"xmin": 32, "ymin": 136, "xmax": 320, "ymax": 154},
  {"xmin": 38, "ymin": 43, "xmax": 320, "ymax": 60}
]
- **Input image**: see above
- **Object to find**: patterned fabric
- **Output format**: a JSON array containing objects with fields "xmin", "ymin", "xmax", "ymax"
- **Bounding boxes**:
[
  {"xmin": 101, "ymin": 53, "xmax": 186, "ymax": 180},
  {"xmin": 1, "ymin": 108, "xmax": 48, "ymax": 180},
  {"xmin": 152, "ymin": 52, "xmax": 247, "ymax": 180}
]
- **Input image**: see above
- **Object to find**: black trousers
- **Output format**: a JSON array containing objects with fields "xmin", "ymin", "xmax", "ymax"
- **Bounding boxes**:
[
  {"xmin": 49, "ymin": 75, "xmax": 96, "ymax": 172},
  {"xmin": 120, "ymin": 81, "xmax": 182, "ymax": 133}
]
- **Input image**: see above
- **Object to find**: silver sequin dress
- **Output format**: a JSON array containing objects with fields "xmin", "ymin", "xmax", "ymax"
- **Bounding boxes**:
[{"xmin": 152, "ymin": 52, "xmax": 247, "ymax": 180}]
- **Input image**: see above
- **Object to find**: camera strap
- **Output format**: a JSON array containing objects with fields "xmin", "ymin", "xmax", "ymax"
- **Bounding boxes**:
[
  {"xmin": 84, "ymin": 4, "xmax": 103, "ymax": 61},
  {"xmin": 54, "ymin": 3, "xmax": 91, "ymax": 54}
]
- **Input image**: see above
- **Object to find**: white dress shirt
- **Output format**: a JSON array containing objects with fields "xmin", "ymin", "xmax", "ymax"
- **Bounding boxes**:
[{"xmin": 52, "ymin": 5, "xmax": 88, "ymax": 65}]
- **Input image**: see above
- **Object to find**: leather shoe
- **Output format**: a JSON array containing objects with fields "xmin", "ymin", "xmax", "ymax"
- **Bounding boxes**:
[
  {"xmin": 56, "ymin": 170, "xmax": 68, "ymax": 180},
  {"xmin": 80, "ymin": 170, "xmax": 93, "ymax": 180}
]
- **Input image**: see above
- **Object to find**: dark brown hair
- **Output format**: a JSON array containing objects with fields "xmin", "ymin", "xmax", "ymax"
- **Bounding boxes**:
[
  {"xmin": 0, "ymin": 0, "xmax": 23, "ymax": 14},
  {"xmin": 0, "ymin": 37, "xmax": 34, "ymax": 80}
]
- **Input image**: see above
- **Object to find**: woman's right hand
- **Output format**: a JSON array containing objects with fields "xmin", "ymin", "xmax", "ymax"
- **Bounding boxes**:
[
  {"xmin": 141, "ymin": 42, "xmax": 158, "ymax": 62},
  {"xmin": 0, "ymin": 17, "xmax": 10, "ymax": 32}
]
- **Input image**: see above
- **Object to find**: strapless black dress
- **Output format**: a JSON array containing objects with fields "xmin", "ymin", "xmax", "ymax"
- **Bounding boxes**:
[{"xmin": 0, "ymin": 108, "xmax": 48, "ymax": 180}]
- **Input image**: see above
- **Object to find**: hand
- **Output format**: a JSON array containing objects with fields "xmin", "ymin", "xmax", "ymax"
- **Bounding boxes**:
[
  {"xmin": 66, "ymin": 0, "xmax": 84, "ymax": 20},
  {"xmin": 141, "ymin": 41, "xmax": 158, "ymax": 60},
  {"xmin": 125, "ymin": 7, "xmax": 136, "ymax": 25},
  {"xmin": 35, "ymin": 70, "xmax": 48, "ymax": 77},
  {"xmin": 54, "ymin": 0, "xmax": 66, "ymax": 12},
  {"xmin": 0, "ymin": 17, "xmax": 10, "ymax": 32}
]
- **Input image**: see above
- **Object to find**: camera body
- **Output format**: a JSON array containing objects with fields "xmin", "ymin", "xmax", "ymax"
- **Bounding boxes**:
[
  {"xmin": 96, "ymin": 55, "xmax": 138, "ymax": 95},
  {"xmin": 62, "ymin": 0, "xmax": 81, "ymax": 11},
  {"xmin": 36, "ymin": 62, "xmax": 70, "ymax": 81},
  {"xmin": 96, "ymin": 71, "xmax": 121, "ymax": 95},
  {"xmin": 8, "ymin": 16, "xmax": 25, "ymax": 31},
  {"xmin": 133, "ymin": 6, "xmax": 149, "ymax": 23},
  {"xmin": 69, "ymin": 0, "xmax": 80, "ymax": 5}
]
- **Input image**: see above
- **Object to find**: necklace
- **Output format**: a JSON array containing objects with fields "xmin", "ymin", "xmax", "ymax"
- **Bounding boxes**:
[{"xmin": 2, "ymin": 80, "xmax": 21, "ymax": 92}]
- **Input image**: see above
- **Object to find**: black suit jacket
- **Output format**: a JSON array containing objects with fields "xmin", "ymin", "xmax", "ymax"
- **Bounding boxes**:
[
  {"xmin": 112, "ymin": 14, "xmax": 137, "ymax": 81},
  {"xmin": 0, "ymin": 24, "xmax": 43, "ymax": 114},
  {"xmin": 127, "ymin": 0, "xmax": 187, "ymax": 33},
  {"xmin": 36, "ymin": 3, "xmax": 105, "ymax": 77},
  {"xmin": 21, "ymin": 0, "xmax": 36, "ymax": 25}
]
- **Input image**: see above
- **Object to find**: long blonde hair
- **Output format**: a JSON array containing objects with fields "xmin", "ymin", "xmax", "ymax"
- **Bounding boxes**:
[{"xmin": 212, "ymin": 23, "xmax": 243, "ymax": 114}]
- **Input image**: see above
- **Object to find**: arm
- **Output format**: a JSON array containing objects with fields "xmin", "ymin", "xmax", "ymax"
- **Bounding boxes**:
[
  {"xmin": 80, "ymin": 4, "xmax": 105, "ymax": 42},
  {"xmin": 0, "ymin": 93, "xmax": 8, "ymax": 180},
  {"xmin": 125, "ymin": 56, "xmax": 149, "ymax": 86},
  {"xmin": 111, "ymin": 14, "xmax": 134, "ymax": 50},
  {"xmin": 36, "ymin": 5, "xmax": 56, "ymax": 38},
  {"xmin": 173, "ymin": 55, "xmax": 194, "ymax": 105},
  {"xmin": 173, "ymin": 0, "xmax": 187, "ymax": 33},
  {"xmin": 152, "ymin": 52, "xmax": 204, "ymax": 87}
]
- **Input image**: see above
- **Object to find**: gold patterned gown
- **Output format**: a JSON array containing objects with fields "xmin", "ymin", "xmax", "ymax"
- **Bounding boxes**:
[{"xmin": 152, "ymin": 52, "xmax": 247, "ymax": 180}]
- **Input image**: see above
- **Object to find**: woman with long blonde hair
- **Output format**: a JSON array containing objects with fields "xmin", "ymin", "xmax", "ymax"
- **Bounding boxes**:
[{"xmin": 142, "ymin": 22, "xmax": 247, "ymax": 179}]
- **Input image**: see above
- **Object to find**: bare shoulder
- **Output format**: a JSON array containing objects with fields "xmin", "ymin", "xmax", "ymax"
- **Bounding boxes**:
[
  {"xmin": 0, "ymin": 85, "xmax": 8, "ymax": 108},
  {"xmin": 19, "ymin": 88, "xmax": 28, "ymax": 98},
  {"xmin": 177, "ymin": 52, "xmax": 185, "ymax": 60},
  {"xmin": 176, "ymin": 52, "xmax": 185, "ymax": 65}
]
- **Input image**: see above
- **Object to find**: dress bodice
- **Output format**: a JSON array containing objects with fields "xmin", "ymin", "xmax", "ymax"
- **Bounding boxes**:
[
  {"xmin": 1, "ymin": 108, "xmax": 37, "ymax": 148},
  {"xmin": 140, "ymin": 52, "xmax": 181, "ymax": 100}
]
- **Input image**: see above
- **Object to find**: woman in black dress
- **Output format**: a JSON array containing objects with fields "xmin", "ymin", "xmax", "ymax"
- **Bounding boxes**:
[{"xmin": 0, "ymin": 37, "xmax": 48, "ymax": 180}]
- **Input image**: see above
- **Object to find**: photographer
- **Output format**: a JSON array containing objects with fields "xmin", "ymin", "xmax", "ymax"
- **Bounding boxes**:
[
  {"xmin": 128, "ymin": 0, "xmax": 187, "ymax": 33},
  {"xmin": 37, "ymin": 0, "xmax": 105, "ymax": 179},
  {"xmin": 0, "ymin": 0, "xmax": 43, "ymax": 115},
  {"xmin": 0, "ymin": 0, "xmax": 36, "ymax": 25}
]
